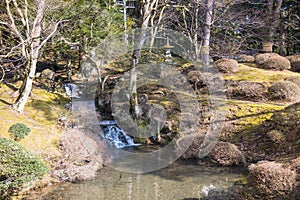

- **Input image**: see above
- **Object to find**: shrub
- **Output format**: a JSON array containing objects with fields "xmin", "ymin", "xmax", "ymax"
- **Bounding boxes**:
[
  {"xmin": 239, "ymin": 54, "xmax": 255, "ymax": 63},
  {"xmin": 230, "ymin": 81, "xmax": 267, "ymax": 100},
  {"xmin": 286, "ymin": 55, "xmax": 300, "ymax": 72},
  {"xmin": 248, "ymin": 161, "xmax": 297, "ymax": 199},
  {"xmin": 8, "ymin": 123, "xmax": 31, "ymax": 141},
  {"xmin": 284, "ymin": 76, "xmax": 300, "ymax": 86},
  {"xmin": 0, "ymin": 138, "xmax": 49, "ymax": 197},
  {"xmin": 207, "ymin": 142, "xmax": 246, "ymax": 166},
  {"xmin": 267, "ymin": 81, "xmax": 300, "ymax": 102},
  {"xmin": 255, "ymin": 53, "xmax": 291, "ymax": 70},
  {"xmin": 214, "ymin": 58, "xmax": 238, "ymax": 73}
]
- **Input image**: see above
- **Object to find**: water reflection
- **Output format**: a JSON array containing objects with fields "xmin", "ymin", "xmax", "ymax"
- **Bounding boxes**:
[{"xmin": 27, "ymin": 162, "xmax": 245, "ymax": 200}]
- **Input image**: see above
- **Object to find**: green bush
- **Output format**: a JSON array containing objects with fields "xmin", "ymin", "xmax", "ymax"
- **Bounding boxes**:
[
  {"xmin": 0, "ymin": 138, "xmax": 49, "ymax": 197},
  {"xmin": 8, "ymin": 123, "xmax": 31, "ymax": 141}
]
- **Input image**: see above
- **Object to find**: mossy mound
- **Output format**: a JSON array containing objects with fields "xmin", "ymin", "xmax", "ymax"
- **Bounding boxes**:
[
  {"xmin": 0, "ymin": 138, "xmax": 49, "ymax": 198},
  {"xmin": 214, "ymin": 58, "xmax": 238, "ymax": 73},
  {"xmin": 267, "ymin": 81, "xmax": 300, "ymax": 102},
  {"xmin": 255, "ymin": 53, "xmax": 291, "ymax": 70},
  {"xmin": 286, "ymin": 55, "xmax": 300, "ymax": 72}
]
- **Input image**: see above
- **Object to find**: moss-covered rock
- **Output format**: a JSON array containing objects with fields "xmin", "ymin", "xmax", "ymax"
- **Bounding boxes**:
[
  {"xmin": 267, "ymin": 81, "xmax": 300, "ymax": 102},
  {"xmin": 255, "ymin": 53, "xmax": 291, "ymax": 70},
  {"xmin": 214, "ymin": 58, "xmax": 238, "ymax": 73},
  {"xmin": 0, "ymin": 138, "xmax": 49, "ymax": 198},
  {"xmin": 248, "ymin": 161, "xmax": 297, "ymax": 199}
]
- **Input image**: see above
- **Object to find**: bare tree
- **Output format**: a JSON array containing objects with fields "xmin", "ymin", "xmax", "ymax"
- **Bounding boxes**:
[{"xmin": 0, "ymin": 0, "xmax": 64, "ymax": 112}]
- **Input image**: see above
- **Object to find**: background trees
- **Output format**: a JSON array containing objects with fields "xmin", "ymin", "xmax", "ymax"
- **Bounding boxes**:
[{"xmin": 0, "ymin": 0, "xmax": 299, "ymax": 112}]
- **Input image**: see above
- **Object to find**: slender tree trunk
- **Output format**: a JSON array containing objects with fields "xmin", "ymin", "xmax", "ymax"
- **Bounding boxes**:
[
  {"xmin": 279, "ymin": 9, "xmax": 286, "ymax": 56},
  {"xmin": 13, "ymin": 0, "xmax": 45, "ymax": 112},
  {"xmin": 130, "ymin": 0, "xmax": 157, "ymax": 118},
  {"xmin": 202, "ymin": 0, "xmax": 214, "ymax": 71}
]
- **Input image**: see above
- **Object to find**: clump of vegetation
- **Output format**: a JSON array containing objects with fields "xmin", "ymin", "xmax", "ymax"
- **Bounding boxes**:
[
  {"xmin": 228, "ymin": 81, "xmax": 267, "ymax": 100},
  {"xmin": 214, "ymin": 58, "xmax": 238, "ymax": 73},
  {"xmin": 284, "ymin": 76, "xmax": 300, "ymax": 85},
  {"xmin": 248, "ymin": 161, "xmax": 297, "ymax": 199},
  {"xmin": 266, "ymin": 129, "xmax": 285, "ymax": 143},
  {"xmin": 255, "ymin": 53, "xmax": 291, "ymax": 70},
  {"xmin": 239, "ymin": 54, "xmax": 255, "ymax": 63},
  {"xmin": 286, "ymin": 55, "xmax": 300, "ymax": 72},
  {"xmin": 267, "ymin": 81, "xmax": 300, "ymax": 102},
  {"xmin": 207, "ymin": 142, "xmax": 246, "ymax": 166},
  {"xmin": 8, "ymin": 123, "xmax": 31, "ymax": 141},
  {"xmin": 0, "ymin": 138, "xmax": 49, "ymax": 198}
]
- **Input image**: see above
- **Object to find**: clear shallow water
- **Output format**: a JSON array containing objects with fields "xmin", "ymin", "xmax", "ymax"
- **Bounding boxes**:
[{"xmin": 27, "ymin": 162, "xmax": 246, "ymax": 200}]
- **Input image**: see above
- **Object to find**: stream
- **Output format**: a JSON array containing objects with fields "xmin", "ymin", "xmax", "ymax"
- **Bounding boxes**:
[
  {"xmin": 24, "ymin": 121, "xmax": 247, "ymax": 199},
  {"xmin": 27, "ymin": 162, "xmax": 246, "ymax": 200}
]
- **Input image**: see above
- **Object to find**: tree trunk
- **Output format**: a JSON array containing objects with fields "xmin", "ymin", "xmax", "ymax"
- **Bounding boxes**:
[
  {"xmin": 13, "ymin": 0, "xmax": 45, "ymax": 112},
  {"xmin": 129, "ymin": 0, "xmax": 157, "ymax": 118},
  {"xmin": 13, "ymin": 58, "xmax": 36, "ymax": 112},
  {"xmin": 263, "ymin": 0, "xmax": 283, "ymax": 53},
  {"xmin": 202, "ymin": 0, "xmax": 214, "ymax": 71}
]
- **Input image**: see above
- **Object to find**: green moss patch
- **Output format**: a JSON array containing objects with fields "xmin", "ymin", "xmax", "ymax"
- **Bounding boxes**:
[
  {"xmin": 224, "ymin": 64, "xmax": 300, "ymax": 83},
  {"xmin": 0, "ymin": 138, "xmax": 49, "ymax": 197},
  {"xmin": 226, "ymin": 100, "xmax": 285, "ymax": 131}
]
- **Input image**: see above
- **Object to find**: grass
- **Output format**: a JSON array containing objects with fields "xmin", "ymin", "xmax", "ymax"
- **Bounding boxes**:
[{"xmin": 0, "ymin": 82, "xmax": 69, "ymax": 159}]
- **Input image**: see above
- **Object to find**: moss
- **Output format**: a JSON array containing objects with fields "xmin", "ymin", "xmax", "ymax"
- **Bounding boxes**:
[
  {"xmin": 0, "ymin": 83, "xmax": 66, "ymax": 161},
  {"xmin": 0, "ymin": 138, "xmax": 49, "ymax": 197},
  {"xmin": 226, "ymin": 99, "xmax": 285, "ymax": 128},
  {"xmin": 224, "ymin": 64, "xmax": 300, "ymax": 83}
]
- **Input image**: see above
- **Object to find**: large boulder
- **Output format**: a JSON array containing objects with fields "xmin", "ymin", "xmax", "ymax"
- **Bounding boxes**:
[
  {"xmin": 214, "ymin": 58, "xmax": 238, "ymax": 73},
  {"xmin": 267, "ymin": 81, "xmax": 300, "ymax": 102},
  {"xmin": 248, "ymin": 161, "xmax": 297, "ymax": 199},
  {"xmin": 255, "ymin": 53, "xmax": 291, "ymax": 70},
  {"xmin": 207, "ymin": 142, "xmax": 246, "ymax": 166},
  {"xmin": 286, "ymin": 55, "xmax": 300, "ymax": 72}
]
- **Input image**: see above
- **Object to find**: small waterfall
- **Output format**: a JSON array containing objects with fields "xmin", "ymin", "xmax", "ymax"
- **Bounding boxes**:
[{"xmin": 100, "ymin": 120, "xmax": 139, "ymax": 148}]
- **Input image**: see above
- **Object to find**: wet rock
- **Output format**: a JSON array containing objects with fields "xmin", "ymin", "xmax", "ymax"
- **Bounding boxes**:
[
  {"xmin": 207, "ymin": 142, "xmax": 246, "ymax": 166},
  {"xmin": 214, "ymin": 58, "xmax": 238, "ymax": 73},
  {"xmin": 248, "ymin": 161, "xmax": 297, "ymax": 199},
  {"xmin": 255, "ymin": 53, "xmax": 291, "ymax": 70}
]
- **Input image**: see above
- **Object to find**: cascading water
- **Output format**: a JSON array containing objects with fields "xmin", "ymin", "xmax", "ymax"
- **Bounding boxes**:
[{"xmin": 100, "ymin": 120, "xmax": 139, "ymax": 148}]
